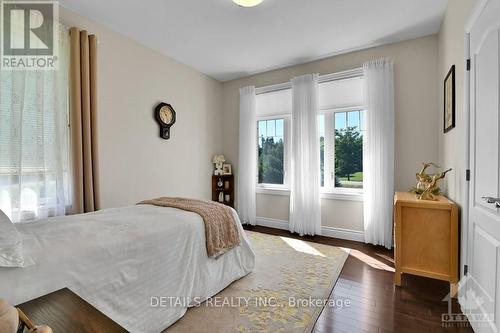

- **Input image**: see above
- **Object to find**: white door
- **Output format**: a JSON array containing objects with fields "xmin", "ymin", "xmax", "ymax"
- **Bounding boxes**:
[{"xmin": 467, "ymin": 0, "xmax": 500, "ymax": 332}]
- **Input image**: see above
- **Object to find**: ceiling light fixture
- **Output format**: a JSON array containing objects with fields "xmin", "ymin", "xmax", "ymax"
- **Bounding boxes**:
[{"xmin": 232, "ymin": 0, "xmax": 263, "ymax": 7}]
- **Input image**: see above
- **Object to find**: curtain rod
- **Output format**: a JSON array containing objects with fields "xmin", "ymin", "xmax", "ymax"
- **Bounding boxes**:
[{"xmin": 254, "ymin": 67, "xmax": 363, "ymax": 95}]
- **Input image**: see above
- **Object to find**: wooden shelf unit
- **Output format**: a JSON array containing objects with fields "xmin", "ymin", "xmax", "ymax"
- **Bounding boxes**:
[
  {"xmin": 393, "ymin": 192, "xmax": 458, "ymax": 296},
  {"xmin": 212, "ymin": 175, "xmax": 234, "ymax": 208}
]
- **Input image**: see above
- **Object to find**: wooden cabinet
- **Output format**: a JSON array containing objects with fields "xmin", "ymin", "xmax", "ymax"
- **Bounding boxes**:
[
  {"xmin": 212, "ymin": 175, "xmax": 234, "ymax": 208},
  {"xmin": 393, "ymin": 192, "xmax": 458, "ymax": 295}
]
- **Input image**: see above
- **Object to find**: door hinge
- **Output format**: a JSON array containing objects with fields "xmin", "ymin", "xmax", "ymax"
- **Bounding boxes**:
[
  {"xmin": 464, "ymin": 264, "xmax": 469, "ymax": 276},
  {"xmin": 466, "ymin": 169, "xmax": 470, "ymax": 181},
  {"xmin": 466, "ymin": 58, "xmax": 471, "ymax": 71}
]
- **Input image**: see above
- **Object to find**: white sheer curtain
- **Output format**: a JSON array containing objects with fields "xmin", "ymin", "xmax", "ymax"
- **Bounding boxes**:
[
  {"xmin": 237, "ymin": 86, "xmax": 257, "ymax": 225},
  {"xmin": 0, "ymin": 25, "xmax": 70, "ymax": 222},
  {"xmin": 363, "ymin": 58, "xmax": 395, "ymax": 249},
  {"xmin": 289, "ymin": 74, "xmax": 321, "ymax": 236}
]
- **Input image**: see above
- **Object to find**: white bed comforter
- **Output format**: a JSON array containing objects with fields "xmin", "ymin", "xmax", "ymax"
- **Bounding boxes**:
[{"xmin": 0, "ymin": 205, "xmax": 255, "ymax": 332}]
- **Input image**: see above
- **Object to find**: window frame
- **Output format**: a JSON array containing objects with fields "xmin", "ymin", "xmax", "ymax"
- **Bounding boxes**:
[
  {"xmin": 256, "ymin": 114, "xmax": 291, "ymax": 191},
  {"xmin": 254, "ymin": 68, "xmax": 365, "ymax": 201},
  {"xmin": 319, "ymin": 106, "xmax": 365, "ymax": 197}
]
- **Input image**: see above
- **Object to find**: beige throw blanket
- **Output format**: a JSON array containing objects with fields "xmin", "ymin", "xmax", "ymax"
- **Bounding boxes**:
[{"xmin": 138, "ymin": 197, "xmax": 240, "ymax": 258}]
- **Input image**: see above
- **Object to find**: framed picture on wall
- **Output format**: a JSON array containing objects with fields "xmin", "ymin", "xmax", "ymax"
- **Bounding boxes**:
[{"xmin": 444, "ymin": 65, "xmax": 455, "ymax": 133}]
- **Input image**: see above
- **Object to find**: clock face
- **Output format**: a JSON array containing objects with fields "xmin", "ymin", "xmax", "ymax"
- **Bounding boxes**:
[{"xmin": 159, "ymin": 105, "xmax": 174, "ymax": 125}]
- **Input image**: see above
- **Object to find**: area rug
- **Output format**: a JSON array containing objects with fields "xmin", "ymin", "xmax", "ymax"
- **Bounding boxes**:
[{"xmin": 166, "ymin": 231, "xmax": 349, "ymax": 333}]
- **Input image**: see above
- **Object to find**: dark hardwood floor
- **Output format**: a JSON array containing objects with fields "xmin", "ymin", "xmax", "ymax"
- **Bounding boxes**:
[{"xmin": 243, "ymin": 225, "xmax": 473, "ymax": 333}]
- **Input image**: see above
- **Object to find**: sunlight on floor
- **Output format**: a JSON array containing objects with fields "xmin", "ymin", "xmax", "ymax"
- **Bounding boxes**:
[
  {"xmin": 349, "ymin": 249, "xmax": 395, "ymax": 272},
  {"xmin": 280, "ymin": 237, "xmax": 325, "ymax": 257}
]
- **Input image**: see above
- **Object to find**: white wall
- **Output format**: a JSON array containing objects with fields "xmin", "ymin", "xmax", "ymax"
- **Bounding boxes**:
[
  {"xmin": 437, "ymin": 0, "xmax": 477, "ymax": 276},
  {"xmin": 437, "ymin": 0, "xmax": 476, "ymax": 209},
  {"xmin": 60, "ymin": 8, "xmax": 224, "ymax": 208},
  {"xmin": 221, "ymin": 35, "xmax": 439, "ymax": 232},
  {"xmin": 59, "ymin": 6, "xmax": 450, "ymax": 236}
]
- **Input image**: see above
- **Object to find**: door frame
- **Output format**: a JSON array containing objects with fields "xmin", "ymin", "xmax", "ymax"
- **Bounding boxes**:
[
  {"xmin": 462, "ymin": 0, "xmax": 494, "ymax": 312},
  {"xmin": 461, "ymin": 28, "xmax": 470, "ymax": 305}
]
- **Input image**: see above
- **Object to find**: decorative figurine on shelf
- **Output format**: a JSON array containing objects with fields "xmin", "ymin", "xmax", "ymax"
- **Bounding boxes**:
[
  {"xmin": 410, "ymin": 162, "xmax": 452, "ymax": 201},
  {"xmin": 218, "ymin": 192, "xmax": 224, "ymax": 203},
  {"xmin": 212, "ymin": 154, "xmax": 226, "ymax": 176}
]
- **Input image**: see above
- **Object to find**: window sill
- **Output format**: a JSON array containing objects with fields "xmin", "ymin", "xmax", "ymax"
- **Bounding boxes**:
[
  {"xmin": 321, "ymin": 191, "xmax": 364, "ymax": 202},
  {"xmin": 256, "ymin": 187, "xmax": 363, "ymax": 202},
  {"xmin": 256, "ymin": 187, "xmax": 290, "ymax": 196}
]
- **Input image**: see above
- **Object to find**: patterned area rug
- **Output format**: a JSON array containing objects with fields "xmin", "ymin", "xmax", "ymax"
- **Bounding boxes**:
[{"xmin": 167, "ymin": 231, "xmax": 349, "ymax": 333}]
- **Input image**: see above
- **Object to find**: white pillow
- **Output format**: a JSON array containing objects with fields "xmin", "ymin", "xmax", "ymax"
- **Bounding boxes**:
[{"xmin": 0, "ymin": 210, "xmax": 26, "ymax": 267}]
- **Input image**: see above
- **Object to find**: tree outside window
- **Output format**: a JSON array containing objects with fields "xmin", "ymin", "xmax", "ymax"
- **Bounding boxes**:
[
  {"xmin": 335, "ymin": 126, "xmax": 363, "ymax": 183},
  {"xmin": 334, "ymin": 110, "xmax": 364, "ymax": 189},
  {"xmin": 257, "ymin": 119, "xmax": 284, "ymax": 185}
]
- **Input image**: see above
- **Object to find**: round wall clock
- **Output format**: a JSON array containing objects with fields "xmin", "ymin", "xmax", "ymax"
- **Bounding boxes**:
[{"xmin": 154, "ymin": 102, "xmax": 176, "ymax": 139}]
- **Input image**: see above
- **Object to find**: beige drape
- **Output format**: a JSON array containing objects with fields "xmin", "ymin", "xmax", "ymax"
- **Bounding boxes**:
[{"xmin": 69, "ymin": 27, "xmax": 100, "ymax": 213}]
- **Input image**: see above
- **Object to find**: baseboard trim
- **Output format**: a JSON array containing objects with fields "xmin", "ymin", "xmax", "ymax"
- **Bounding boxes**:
[
  {"xmin": 321, "ymin": 226, "xmax": 365, "ymax": 242},
  {"xmin": 255, "ymin": 217, "xmax": 289, "ymax": 230},
  {"xmin": 255, "ymin": 217, "xmax": 365, "ymax": 243}
]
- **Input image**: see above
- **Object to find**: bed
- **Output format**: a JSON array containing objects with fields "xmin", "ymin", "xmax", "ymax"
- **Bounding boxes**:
[{"xmin": 0, "ymin": 204, "xmax": 255, "ymax": 333}]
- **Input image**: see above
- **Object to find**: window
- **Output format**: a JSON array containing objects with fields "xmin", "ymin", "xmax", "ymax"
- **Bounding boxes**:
[
  {"xmin": 0, "ymin": 25, "xmax": 70, "ymax": 222},
  {"xmin": 258, "ymin": 119, "xmax": 285, "ymax": 185},
  {"xmin": 335, "ymin": 110, "xmax": 365, "ymax": 189},
  {"xmin": 319, "ymin": 110, "xmax": 365, "ymax": 192},
  {"xmin": 318, "ymin": 75, "xmax": 365, "ymax": 193},
  {"xmin": 256, "ymin": 88, "xmax": 291, "ymax": 188},
  {"xmin": 255, "ymin": 71, "xmax": 365, "ymax": 196}
]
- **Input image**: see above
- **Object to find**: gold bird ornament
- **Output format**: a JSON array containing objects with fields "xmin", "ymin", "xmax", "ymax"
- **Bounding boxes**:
[{"xmin": 411, "ymin": 162, "xmax": 452, "ymax": 200}]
